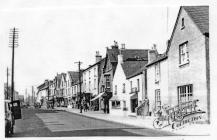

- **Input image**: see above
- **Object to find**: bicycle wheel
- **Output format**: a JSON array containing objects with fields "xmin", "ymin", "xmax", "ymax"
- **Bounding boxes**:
[{"xmin": 153, "ymin": 119, "xmax": 164, "ymax": 129}]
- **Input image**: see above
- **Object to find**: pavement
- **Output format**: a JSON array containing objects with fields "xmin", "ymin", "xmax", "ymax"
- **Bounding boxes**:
[{"xmin": 55, "ymin": 107, "xmax": 210, "ymax": 136}]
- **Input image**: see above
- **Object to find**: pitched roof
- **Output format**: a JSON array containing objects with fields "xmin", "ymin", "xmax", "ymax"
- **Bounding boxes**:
[
  {"xmin": 166, "ymin": 6, "xmax": 209, "ymax": 54},
  {"xmin": 127, "ymin": 65, "xmax": 147, "ymax": 79},
  {"xmin": 146, "ymin": 53, "xmax": 168, "ymax": 67},
  {"xmin": 56, "ymin": 73, "xmax": 62, "ymax": 88},
  {"xmin": 68, "ymin": 71, "xmax": 79, "ymax": 83},
  {"xmin": 61, "ymin": 73, "xmax": 66, "ymax": 81},
  {"xmin": 123, "ymin": 61, "xmax": 148, "ymax": 79},
  {"xmin": 120, "ymin": 49, "xmax": 149, "ymax": 79},
  {"xmin": 183, "ymin": 6, "xmax": 209, "ymax": 34},
  {"xmin": 83, "ymin": 57, "xmax": 106, "ymax": 72}
]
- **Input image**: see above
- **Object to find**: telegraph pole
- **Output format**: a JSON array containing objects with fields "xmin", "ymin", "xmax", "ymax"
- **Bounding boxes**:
[
  {"xmin": 9, "ymin": 27, "xmax": 19, "ymax": 103},
  {"xmin": 25, "ymin": 88, "xmax": 27, "ymax": 103},
  {"xmin": 75, "ymin": 61, "xmax": 82, "ymax": 113},
  {"xmin": 32, "ymin": 86, "xmax": 34, "ymax": 105},
  {"xmin": 6, "ymin": 67, "xmax": 9, "ymax": 99}
]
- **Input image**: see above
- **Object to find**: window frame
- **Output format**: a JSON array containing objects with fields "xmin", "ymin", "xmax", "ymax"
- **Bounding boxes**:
[
  {"xmin": 105, "ymin": 75, "xmax": 111, "ymax": 89},
  {"xmin": 114, "ymin": 85, "xmax": 117, "ymax": 95},
  {"xmin": 177, "ymin": 84, "xmax": 193, "ymax": 104},
  {"xmin": 155, "ymin": 63, "xmax": 160, "ymax": 83},
  {"xmin": 111, "ymin": 100, "xmax": 121, "ymax": 109},
  {"xmin": 179, "ymin": 41, "xmax": 189, "ymax": 66},
  {"xmin": 155, "ymin": 89, "xmax": 161, "ymax": 110},
  {"xmin": 137, "ymin": 79, "xmax": 140, "ymax": 92},
  {"xmin": 181, "ymin": 17, "xmax": 185, "ymax": 29},
  {"xmin": 122, "ymin": 83, "xmax": 126, "ymax": 93}
]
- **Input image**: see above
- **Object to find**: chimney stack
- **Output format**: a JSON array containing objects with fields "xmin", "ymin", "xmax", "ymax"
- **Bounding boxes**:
[
  {"xmin": 111, "ymin": 40, "xmax": 119, "ymax": 49},
  {"xmin": 148, "ymin": 44, "xmax": 158, "ymax": 63},
  {"xmin": 95, "ymin": 51, "xmax": 102, "ymax": 63}
]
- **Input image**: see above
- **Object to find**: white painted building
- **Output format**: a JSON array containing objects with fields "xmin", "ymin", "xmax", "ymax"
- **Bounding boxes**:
[
  {"xmin": 82, "ymin": 51, "xmax": 103, "ymax": 107},
  {"xmin": 146, "ymin": 52, "xmax": 168, "ymax": 116},
  {"xmin": 109, "ymin": 48, "xmax": 148, "ymax": 116}
]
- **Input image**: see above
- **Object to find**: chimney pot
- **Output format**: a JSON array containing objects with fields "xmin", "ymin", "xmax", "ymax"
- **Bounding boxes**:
[
  {"xmin": 152, "ymin": 44, "xmax": 157, "ymax": 50},
  {"xmin": 95, "ymin": 51, "xmax": 102, "ymax": 63},
  {"xmin": 121, "ymin": 43, "xmax": 125, "ymax": 49}
]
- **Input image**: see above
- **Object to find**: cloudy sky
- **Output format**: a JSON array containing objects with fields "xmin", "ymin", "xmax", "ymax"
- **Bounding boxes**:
[{"xmin": 0, "ymin": 0, "xmax": 182, "ymax": 96}]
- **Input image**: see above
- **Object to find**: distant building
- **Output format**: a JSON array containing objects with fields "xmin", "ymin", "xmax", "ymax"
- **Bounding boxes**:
[
  {"xmin": 66, "ymin": 71, "xmax": 79, "ymax": 108},
  {"xmin": 82, "ymin": 51, "xmax": 105, "ymax": 110},
  {"xmin": 36, "ymin": 80, "xmax": 49, "ymax": 106}
]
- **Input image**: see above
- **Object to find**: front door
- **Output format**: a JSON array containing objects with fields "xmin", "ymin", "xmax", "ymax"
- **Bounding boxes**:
[{"xmin": 131, "ymin": 99, "xmax": 138, "ymax": 113}]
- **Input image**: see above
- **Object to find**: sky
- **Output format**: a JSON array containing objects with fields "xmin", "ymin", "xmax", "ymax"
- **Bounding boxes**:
[{"xmin": 0, "ymin": 0, "xmax": 181, "ymax": 97}]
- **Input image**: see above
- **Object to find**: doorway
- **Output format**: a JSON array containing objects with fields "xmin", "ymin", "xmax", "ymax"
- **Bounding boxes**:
[{"xmin": 131, "ymin": 99, "xmax": 138, "ymax": 113}]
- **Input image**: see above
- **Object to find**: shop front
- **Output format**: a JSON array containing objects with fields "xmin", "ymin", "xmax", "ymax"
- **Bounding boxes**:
[{"xmin": 90, "ymin": 92, "xmax": 105, "ymax": 111}]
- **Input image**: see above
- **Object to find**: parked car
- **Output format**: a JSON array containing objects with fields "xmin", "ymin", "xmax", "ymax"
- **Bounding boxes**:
[
  {"xmin": 5, "ymin": 100, "xmax": 22, "ymax": 137},
  {"xmin": 5, "ymin": 100, "xmax": 14, "ymax": 137}
]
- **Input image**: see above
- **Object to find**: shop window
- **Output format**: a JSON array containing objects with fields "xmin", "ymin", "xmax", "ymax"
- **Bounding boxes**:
[{"xmin": 111, "ymin": 101, "xmax": 120, "ymax": 109}]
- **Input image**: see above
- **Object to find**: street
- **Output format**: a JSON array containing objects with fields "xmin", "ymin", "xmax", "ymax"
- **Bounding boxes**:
[{"xmin": 11, "ymin": 108, "xmax": 176, "ymax": 137}]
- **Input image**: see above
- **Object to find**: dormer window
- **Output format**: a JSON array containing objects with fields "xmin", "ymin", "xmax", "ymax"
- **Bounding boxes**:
[{"xmin": 181, "ymin": 18, "xmax": 185, "ymax": 29}]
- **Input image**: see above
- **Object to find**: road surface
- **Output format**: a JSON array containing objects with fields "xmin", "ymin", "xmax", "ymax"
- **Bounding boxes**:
[{"xmin": 11, "ymin": 108, "xmax": 176, "ymax": 137}]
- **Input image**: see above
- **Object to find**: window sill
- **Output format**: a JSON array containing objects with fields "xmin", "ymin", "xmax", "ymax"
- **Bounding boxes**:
[{"xmin": 179, "ymin": 62, "xmax": 190, "ymax": 68}]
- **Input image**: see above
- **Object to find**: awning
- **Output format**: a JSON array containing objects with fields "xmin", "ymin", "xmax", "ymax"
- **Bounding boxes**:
[
  {"xmin": 130, "ymin": 93, "xmax": 138, "ymax": 99},
  {"xmin": 110, "ymin": 95, "xmax": 120, "ymax": 101},
  {"xmin": 90, "ymin": 92, "xmax": 105, "ymax": 102}
]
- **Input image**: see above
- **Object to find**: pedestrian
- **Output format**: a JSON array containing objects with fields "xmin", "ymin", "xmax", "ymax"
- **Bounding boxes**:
[{"xmin": 83, "ymin": 100, "xmax": 87, "ymax": 112}]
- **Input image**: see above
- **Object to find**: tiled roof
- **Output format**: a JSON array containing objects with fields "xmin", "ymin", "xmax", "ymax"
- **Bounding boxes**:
[
  {"xmin": 127, "ymin": 65, "xmax": 147, "ymax": 79},
  {"xmin": 56, "ymin": 74, "xmax": 62, "ymax": 88},
  {"xmin": 146, "ymin": 53, "xmax": 168, "ymax": 67},
  {"xmin": 68, "ymin": 71, "xmax": 79, "ymax": 83},
  {"xmin": 122, "ymin": 61, "xmax": 148, "ymax": 79},
  {"xmin": 121, "ymin": 49, "xmax": 148, "ymax": 61},
  {"xmin": 183, "ymin": 6, "xmax": 209, "ymax": 33},
  {"xmin": 120, "ymin": 49, "xmax": 149, "ymax": 79},
  {"xmin": 166, "ymin": 6, "xmax": 209, "ymax": 54}
]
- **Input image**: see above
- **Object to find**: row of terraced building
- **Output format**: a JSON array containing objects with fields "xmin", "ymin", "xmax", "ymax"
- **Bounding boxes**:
[{"xmin": 36, "ymin": 6, "xmax": 210, "ymax": 123}]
